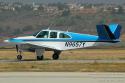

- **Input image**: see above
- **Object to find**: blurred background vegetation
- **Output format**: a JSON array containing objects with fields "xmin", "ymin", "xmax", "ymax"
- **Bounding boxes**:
[{"xmin": 0, "ymin": 2, "xmax": 124, "ymax": 47}]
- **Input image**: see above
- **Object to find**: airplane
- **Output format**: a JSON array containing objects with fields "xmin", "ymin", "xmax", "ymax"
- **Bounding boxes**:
[{"xmin": 4, "ymin": 23, "xmax": 122, "ymax": 60}]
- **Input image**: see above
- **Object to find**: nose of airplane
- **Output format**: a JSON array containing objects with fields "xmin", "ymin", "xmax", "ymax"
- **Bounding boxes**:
[
  {"xmin": 4, "ymin": 40, "xmax": 9, "ymax": 43},
  {"xmin": 4, "ymin": 38, "xmax": 23, "ymax": 43}
]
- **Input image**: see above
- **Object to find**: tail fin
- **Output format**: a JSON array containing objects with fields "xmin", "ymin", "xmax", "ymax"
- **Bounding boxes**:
[{"xmin": 96, "ymin": 24, "xmax": 122, "ymax": 40}]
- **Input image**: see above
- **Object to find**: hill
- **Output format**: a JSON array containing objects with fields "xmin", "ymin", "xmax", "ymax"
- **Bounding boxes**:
[{"xmin": 0, "ymin": 0, "xmax": 125, "ymax": 4}]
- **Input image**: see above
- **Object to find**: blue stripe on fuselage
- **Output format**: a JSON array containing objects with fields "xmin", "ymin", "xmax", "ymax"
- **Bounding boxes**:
[
  {"xmin": 8, "ymin": 38, "xmax": 118, "ymax": 43},
  {"xmin": 8, "ymin": 32, "xmax": 118, "ymax": 43}
]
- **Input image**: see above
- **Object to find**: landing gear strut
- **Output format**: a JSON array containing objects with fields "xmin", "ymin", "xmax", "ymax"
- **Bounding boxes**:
[
  {"xmin": 52, "ymin": 51, "xmax": 61, "ymax": 60},
  {"xmin": 16, "ymin": 45, "xmax": 23, "ymax": 60}
]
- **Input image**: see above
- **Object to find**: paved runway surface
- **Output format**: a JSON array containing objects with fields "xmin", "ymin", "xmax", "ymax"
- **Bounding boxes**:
[
  {"xmin": 0, "ymin": 72, "xmax": 125, "ymax": 83},
  {"xmin": 0, "ymin": 59, "xmax": 125, "ymax": 63}
]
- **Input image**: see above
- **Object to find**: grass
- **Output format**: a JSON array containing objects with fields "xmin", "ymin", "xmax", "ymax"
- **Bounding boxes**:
[
  {"xmin": 0, "ymin": 63, "xmax": 124, "ymax": 72},
  {"xmin": 0, "ymin": 48, "xmax": 125, "ymax": 72}
]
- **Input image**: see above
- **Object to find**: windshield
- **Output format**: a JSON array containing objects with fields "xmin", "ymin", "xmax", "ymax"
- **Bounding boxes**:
[{"xmin": 36, "ymin": 31, "xmax": 49, "ymax": 38}]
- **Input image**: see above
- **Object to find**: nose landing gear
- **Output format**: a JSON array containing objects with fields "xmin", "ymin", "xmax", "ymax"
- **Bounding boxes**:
[
  {"xmin": 17, "ymin": 55, "xmax": 22, "ymax": 60},
  {"xmin": 17, "ymin": 50, "xmax": 23, "ymax": 60}
]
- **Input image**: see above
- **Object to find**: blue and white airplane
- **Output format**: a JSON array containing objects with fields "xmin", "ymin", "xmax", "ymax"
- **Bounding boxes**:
[{"xmin": 4, "ymin": 23, "xmax": 122, "ymax": 60}]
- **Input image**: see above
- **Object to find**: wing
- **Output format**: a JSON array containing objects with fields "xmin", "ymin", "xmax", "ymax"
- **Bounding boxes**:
[{"xmin": 21, "ymin": 42, "xmax": 60, "ymax": 51}]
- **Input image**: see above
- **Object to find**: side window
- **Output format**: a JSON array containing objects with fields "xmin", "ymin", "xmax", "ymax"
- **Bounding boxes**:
[
  {"xmin": 50, "ymin": 32, "xmax": 57, "ymax": 38},
  {"xmin": 59, "ymin": 33, "xmax": 70, "ymax": 38},
  {"xmin": 36, "ymin": 31, "xmax": 49, "ymax": 38}
]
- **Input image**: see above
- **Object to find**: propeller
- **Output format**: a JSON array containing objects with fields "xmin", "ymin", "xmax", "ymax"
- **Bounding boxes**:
[{"xmin": 16, "ymin": 45, "xmax": 19, "ymax": 53}]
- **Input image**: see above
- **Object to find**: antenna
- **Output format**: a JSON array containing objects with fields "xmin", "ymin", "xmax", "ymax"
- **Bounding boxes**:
[
  {"xmin": 48, "ymin": 24, "xmax": 53, "ymax": 30},
  {"xmin": 47, "ymin": 27, "xmax": 50, "ymax": 30}
]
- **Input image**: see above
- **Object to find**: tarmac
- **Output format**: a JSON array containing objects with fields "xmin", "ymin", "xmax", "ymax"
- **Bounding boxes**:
[{"xmin": 0, "ymin": 72, "xmax": 125, "ymax": 83}]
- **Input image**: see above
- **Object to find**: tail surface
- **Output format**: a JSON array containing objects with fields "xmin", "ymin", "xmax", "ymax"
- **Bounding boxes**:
[{"xmin": 96, "ymin": 24, "xmax": 122, "ymax": 41}]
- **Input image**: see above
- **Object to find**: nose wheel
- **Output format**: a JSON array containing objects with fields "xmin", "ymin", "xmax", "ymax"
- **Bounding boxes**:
[{"xmin": 17, "ymin": 55, "xmax": 22, "ymax": 60}]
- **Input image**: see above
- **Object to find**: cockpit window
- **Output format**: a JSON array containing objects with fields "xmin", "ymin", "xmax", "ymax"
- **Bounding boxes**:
[
  {"xmin": 50, "ymin": 32, "xmax": 57, "ymax": 38},
  {"xmin": 59, "ymin": 33, "xmax": 70, "ymax": 38},
  {"xmin": 36, "ymin": 31, "xmax": 49, "ymax": 38}
]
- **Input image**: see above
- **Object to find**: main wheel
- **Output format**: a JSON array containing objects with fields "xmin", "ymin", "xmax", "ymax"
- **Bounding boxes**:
[
  {"xmin": 17, "ymin": 55, "xmax": 22, "ymax": 60},
  {"xmin": 52, "ymin": 54, "xmax": 59, "ymax": 60},
  {"xmin": 37, "ymin": 56, "xmax": 44, "ymax": 60}
]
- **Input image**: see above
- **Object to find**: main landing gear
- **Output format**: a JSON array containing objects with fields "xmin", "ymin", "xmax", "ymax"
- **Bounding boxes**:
[
  {"xmin": 15, "ymin": 45, "xmax": 61, "ymax": 60},
  {"xmin": 35, "ymin": 49, "xmax": 44, "ymax": 60},
  {"xmin": 35, "ymin": 49, "xmax": 61, "ymax": 60},
  {"xmin": 52, "ymin": 51, "xmax": 61, "ymax": 60}
]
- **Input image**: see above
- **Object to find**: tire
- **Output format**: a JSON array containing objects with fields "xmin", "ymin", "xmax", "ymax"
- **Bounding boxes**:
[
  {"xmin": 37, "ymin": 56, "xmax": 44, "ymax": 60},
  {"xmin": 52, "ymin": 54, "xmax": 59, "ymax": 60},
  {"xmin": 17, "ymin": 55, "xmax": 22, "ymax": 60}
]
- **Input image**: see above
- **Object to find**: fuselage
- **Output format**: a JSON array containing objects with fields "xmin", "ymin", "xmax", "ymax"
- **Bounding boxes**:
[{"xmin": 4, "ymin": 29, "xmax": 118, "ymax": 51}]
